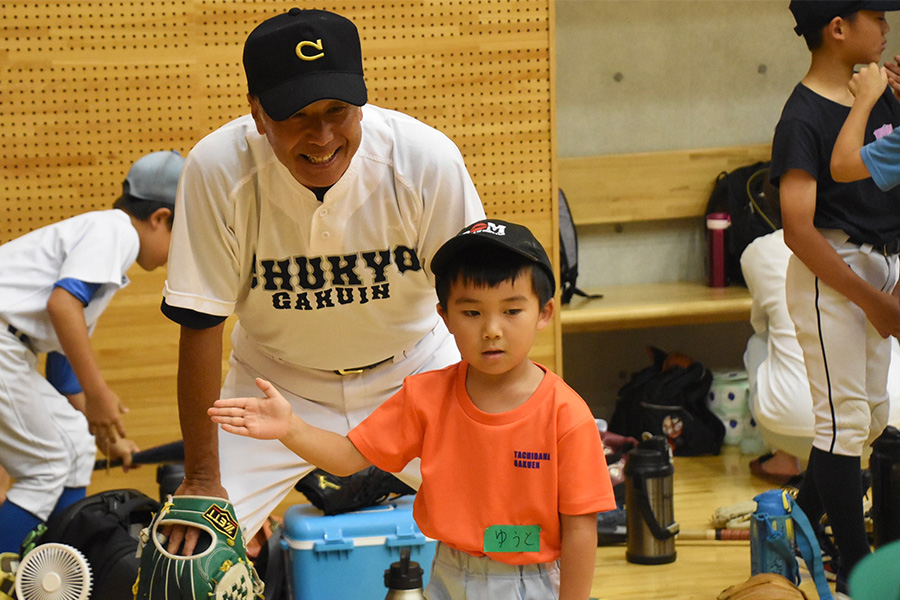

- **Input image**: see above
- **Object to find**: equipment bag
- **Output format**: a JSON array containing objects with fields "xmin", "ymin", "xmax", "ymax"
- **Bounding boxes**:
[
  {"xmin": 705, "ymin": 161, "xmax": 780, "ymax": 286},
  {"xmin": 558, "ymin": 188, "xmax": 602, "ymax": 304},
  {"xmin": 249, "ymin": 519, "xmax": 290, "ymax": 600},
  {"xmin": 609, "ymin": 347, "xmax": 725, "ymax": 456},
  {"xmin": 22, "ymin": 488, "xmax": 160, "ymax": 600},
  {"xmin": 594, "ymin": 430, "xmax": 639, "ymax": 546}
]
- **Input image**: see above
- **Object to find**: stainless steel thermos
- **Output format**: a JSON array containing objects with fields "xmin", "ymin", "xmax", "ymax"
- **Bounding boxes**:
[
  {"xmin": 624, "ymin": 438, "xmax": 679, "ymax": 564},
  {"xmin": 870, "ymin": 425, "xmax": 900, "ymax": 548},
  {"xmin": 384, "ymin": 547, "xmax": 425, "ymax": 600}
]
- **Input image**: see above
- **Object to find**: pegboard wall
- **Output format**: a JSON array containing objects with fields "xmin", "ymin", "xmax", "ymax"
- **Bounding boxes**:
[
  {"xmin": 1, "ymin": 0, "xmax": 560, "ymax": 368},
  {"xmin": 2, "ymin": 0, "xmax": 556, "ymax": 237}
]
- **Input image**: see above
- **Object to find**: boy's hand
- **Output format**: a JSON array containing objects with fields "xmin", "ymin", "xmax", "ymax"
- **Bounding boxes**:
[
  {"xmin": 885, "ymin": 55, "xmax": 900, "ymax": 100},
  {"xmin": 862, "ymin": 289, "xmax": 900, "ymax": 339},
  {"xmin": 98, "ymin": 437, "xmax": 140, "ymax": 471},
  {"xmin": 849, "ymin": 63, "xmax": 887, "ymax": 105},
  {"xmin": 85, "ymin": 386, "xmax": 128, "ymax": 445},
  {"xmin": 208, "ymin": 378, "xmax": 292, "ymax": 440}
]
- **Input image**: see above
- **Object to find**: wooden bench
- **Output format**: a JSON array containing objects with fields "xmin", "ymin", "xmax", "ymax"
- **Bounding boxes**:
[{"xmin": 557, "ymin": 144, "xmax": 771, "ymax": 333}]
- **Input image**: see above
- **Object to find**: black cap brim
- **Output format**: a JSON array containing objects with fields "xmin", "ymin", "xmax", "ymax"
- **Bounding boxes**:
[
  {"xmin": 864, "ymin": 1, "xmax": 900, "ymax": 10},
  {"xmin": 431, "ymin": 226, "xmax": 556, "ymax": 292},
  {"xmin": 257, "ymin": 72, "xmax": 367, "ymax": 121}
]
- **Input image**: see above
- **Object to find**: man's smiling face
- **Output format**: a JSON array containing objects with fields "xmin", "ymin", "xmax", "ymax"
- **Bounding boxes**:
[{"xmin": 250, "ymin": 96, "xmax": 363, "ymax": 190}]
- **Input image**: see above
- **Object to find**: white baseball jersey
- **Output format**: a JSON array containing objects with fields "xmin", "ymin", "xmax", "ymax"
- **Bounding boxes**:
[
  {"xmin": 164, "ymin": 104, "xmax": 485, "ymax": 371},
  {"xmin": 163, "ymin": 105, "xmax": 485, "ymax": 536},
  {"xmin": 0, "ymin": 210, "xmax": 138, "ymax": 352}
]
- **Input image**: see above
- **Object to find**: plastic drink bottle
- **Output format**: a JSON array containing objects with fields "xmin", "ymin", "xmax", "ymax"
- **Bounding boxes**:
[{"xmin": 706, "ymin": 212, "xmax": 731, "ymax": 287}]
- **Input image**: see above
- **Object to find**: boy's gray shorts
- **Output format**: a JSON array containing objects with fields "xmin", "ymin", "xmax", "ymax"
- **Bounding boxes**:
[{"xmin": 425, "ymin": 542, "xmax": 561, "ymax": 600}]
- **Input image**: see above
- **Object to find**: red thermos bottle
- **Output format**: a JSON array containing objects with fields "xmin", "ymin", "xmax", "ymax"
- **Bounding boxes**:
[{"xmin": 706, "ymin": 212, "xmax": 731, "ymax": 288}]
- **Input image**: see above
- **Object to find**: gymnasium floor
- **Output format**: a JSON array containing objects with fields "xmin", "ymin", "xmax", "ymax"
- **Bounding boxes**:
[{"xmin": 85, "ymin": 445, "xmax": 837, "ymax": 600}]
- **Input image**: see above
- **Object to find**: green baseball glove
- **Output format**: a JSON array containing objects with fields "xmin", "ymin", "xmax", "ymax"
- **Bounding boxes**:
[{"xmin": 134, "ymin": 496, "xmax": 264, "ymax": 600}]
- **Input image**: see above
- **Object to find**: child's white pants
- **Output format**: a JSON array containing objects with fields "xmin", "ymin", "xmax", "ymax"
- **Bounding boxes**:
[{"xmin": 786, "ymin": 229, "xmax": 899, "ymax": 457}]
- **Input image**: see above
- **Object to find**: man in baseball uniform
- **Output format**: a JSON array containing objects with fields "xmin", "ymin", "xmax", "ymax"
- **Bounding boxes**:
[{"xmin": 161, "ymin": 8, "xmax": 485, "ymax": 553}]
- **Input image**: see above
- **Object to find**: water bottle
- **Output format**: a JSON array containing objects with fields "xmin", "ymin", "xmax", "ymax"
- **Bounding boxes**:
[
  {"xmin": 750, "ymin": 490, "xmax": 796, "ymax": 581},
  {"xmin": 624, "ymin": 437, "xmax": 679, "ymax": 564},
  {"xmin": 384, "ymin": 547, "xmax": 425, "ymax": 600},
  {"xmin": 749, "ymin": 489, "xmax": 834, "ymax": 600},
  {"xmin": 706, "ymin": 212, "xmax": 731, "ymax": 288},
  {"xmin": 870, "ymin": 425, "xmax": 900, "ymax": 548}
]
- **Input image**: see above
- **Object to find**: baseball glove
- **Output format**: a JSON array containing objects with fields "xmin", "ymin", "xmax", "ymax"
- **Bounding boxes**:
[{"xmin": 133, "ymin": 496, "xmax": 263, "ymax": 600}]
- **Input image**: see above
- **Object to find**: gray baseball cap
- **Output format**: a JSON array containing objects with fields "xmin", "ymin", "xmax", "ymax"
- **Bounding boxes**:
[{"xmin": 122, "ymin": 150, "xmax": 185, "ymax": 206}]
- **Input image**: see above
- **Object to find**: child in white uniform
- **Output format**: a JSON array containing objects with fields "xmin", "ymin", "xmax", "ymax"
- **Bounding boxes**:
[
  {"xmin": 0, "ymin": 151, "xmax": 184, "ymax": 569},
  {"xmin": 774, "ymin": 2, "xmax": 900, "ymax": 593}
]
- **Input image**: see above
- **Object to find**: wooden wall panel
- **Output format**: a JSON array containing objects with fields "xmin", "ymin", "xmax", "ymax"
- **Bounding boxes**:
[
  {"xmin": 2, "ymin": 1, "xmax": 558, "ymax": 456},
  {"xmin": 3, "ymin": 2, "xmax": 556, "ymax": 236}
]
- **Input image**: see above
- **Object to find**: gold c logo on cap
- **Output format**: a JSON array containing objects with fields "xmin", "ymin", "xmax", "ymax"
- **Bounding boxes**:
[{"xmin": 296, "ymin": 39, "xmax": 324, "ymax": 61}]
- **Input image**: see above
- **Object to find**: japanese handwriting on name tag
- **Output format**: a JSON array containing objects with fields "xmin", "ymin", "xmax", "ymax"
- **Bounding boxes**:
[{"xmin": 483, "ymin": 525, "xmax": 541, "ymax": 553}]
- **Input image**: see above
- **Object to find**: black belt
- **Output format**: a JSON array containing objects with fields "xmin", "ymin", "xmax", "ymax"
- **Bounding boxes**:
[
  {"xmin": 848, "ymin": 236, "xmax": 900, "ymax": 255},
  {"xmin": 333, "ymin": 356, "xmax": 393, "ymax": 376},
  {"xmin": 7, "ymin": 324, "xmax": 35, "ymax": 350}
]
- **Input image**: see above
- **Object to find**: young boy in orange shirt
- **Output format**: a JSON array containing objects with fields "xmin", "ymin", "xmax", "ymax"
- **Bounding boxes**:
[{"xmin": 210, "ymin": 219, "xmax": 615, "ymax": 600}]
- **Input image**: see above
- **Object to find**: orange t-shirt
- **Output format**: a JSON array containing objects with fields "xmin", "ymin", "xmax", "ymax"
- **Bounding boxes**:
[{"xmin": 348, "ymin": 361, "xmax": 616, "ymax": 565}]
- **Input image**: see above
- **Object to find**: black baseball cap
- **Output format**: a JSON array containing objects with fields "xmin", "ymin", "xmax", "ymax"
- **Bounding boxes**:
[
  {"xmin": 431, "ymin": 219, "xmax": 556, "ymax": 291},
  {"xmin": 790, "ymin": 0, "xmax": 900, "ymax": 36},
  {"xmin": 243, "ymin": 8, "xmax": 367, "ymax": 121}
]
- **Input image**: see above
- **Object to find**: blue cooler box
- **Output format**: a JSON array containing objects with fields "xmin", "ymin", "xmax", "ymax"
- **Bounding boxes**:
[{"xmin": 282, "ymin": 496, "xmax": 435, "ymax": 600}]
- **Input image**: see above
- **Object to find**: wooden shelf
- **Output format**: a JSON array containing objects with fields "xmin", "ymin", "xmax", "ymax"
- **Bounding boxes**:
[
  {"xmin": 561, "ymin": 281, "xmax": 752, "ymax": 333},
  {"xmin": 558, "ymin": 145, "xmax": 771, "ymax": 225}
]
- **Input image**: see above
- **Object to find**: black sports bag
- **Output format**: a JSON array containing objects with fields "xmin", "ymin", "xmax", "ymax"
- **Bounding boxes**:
[{"xmin": 22, "ymin": 488, "xmax": 160, "ymax": 600}]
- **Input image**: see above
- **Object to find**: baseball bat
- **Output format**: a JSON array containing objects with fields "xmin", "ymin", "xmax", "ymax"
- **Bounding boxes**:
[
  {"xmin": 93, "ymin": 439, "xmax": 184, "ymax": 471},
  {"xmin": 677, "ymin": 528, "xmax": 750, "ymax": 541}
]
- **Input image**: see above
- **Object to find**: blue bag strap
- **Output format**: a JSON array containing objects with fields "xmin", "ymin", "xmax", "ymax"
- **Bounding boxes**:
[
  {"xmin": 787, "ymin": 495, "xmax": 833, "ymax": 600},
  {"xmin": 756, "ymin": 513, "xmax": 799, "ymax": 584}
]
